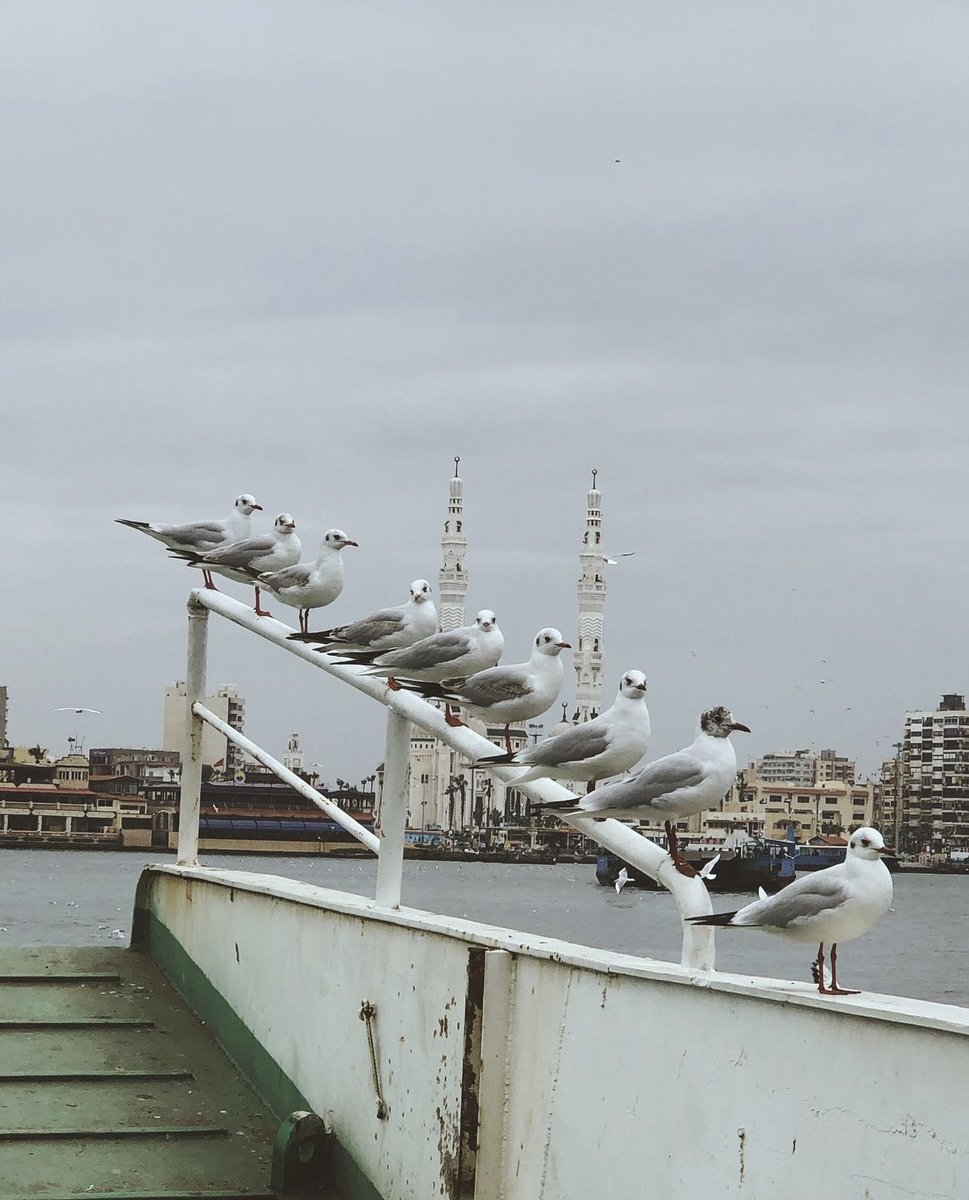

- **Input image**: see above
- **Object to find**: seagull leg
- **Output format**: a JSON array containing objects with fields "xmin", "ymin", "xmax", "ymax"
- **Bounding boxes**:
[
  {"xmin": 503, "ymin": 724, "xmax": 512, "ymax": 755},
  {"xmin": 253, "ymin": 587, "xmax": 273, "ymax": 618},
  {"xmin": 299, "ymin": 609, "xmax": 309, "ymax": 633},
  {"xmin": 386, "ymin": 677, "xmax": 402, "ymax": 691},
  {"xmin": 444, "ymin": 703, "xmax": 466, "ymax": 728},
  {"xmin": 825, "ymin": 944, "xmax": 859, "ymax": 996},
  {"xmin": 665, "ymin": 820, "xmax": 699, "ymax": 877},
  {"xmin": 202, "ymin": 569, "xmax": 219, "ymax": 590}
]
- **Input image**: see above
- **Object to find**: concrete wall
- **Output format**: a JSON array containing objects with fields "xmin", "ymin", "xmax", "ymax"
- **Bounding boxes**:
[{"xmin": 138, "ymin": 865, "xmax": 969, "ymax": 1200}]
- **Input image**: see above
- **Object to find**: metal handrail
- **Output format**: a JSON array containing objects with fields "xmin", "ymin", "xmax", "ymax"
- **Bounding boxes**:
[{"xmin": 177, "ymin": 588, "xmax": 716, "ymax": 969}]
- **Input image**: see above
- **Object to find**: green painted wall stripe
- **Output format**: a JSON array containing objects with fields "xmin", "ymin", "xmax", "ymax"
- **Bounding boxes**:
[{"xmin": 133, "ymin": 901, "xmax": 384, "ymax": 1200}]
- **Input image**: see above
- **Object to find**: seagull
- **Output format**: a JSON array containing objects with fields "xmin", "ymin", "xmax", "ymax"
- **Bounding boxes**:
[
  {"xmin": 400, "ymin": 628, "xmax": 571, "ymax": 753},
  {"xmin": 604, "ymin": 552, "xmax": 635, "ymax": 566},
  {"xmin": 289, "ymin": 579, "xmax": 438, "ymax": 652},
  {"xmin": 170, "ymin": 514, "xmax": 301, "ymax": 616},
  {"xmin": 55, "ymin": 707, "xmax": 102, "ymax": 715},
  {"xmin": 614, "ymin": 866, "xmax": 632, "ymax": 894},
  {"xmin": 116, "ymin": 494, "xmax": 262, "ymax": 586},
  {"xmin": 531, "ymin": 707, "xmax": 750, "ymax": 875},
  {"xmin": 482, "ymin": 671, "xmax": 650, "ymax": 792},
  {"xmin": 689, "ymin": 827, "xmax": 893, "ymax": 996},
  {"xmin": 328, "ymin": 610, "xmax": 504, "ymax": 691},
  {"xmin": 255, "ymin": 529, "xmax": 358, "ymax": 632}
]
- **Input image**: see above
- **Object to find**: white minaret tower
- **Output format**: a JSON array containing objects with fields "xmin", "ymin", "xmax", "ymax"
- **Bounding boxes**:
[
  {"xmin": 438, "ymin": 456, "xmax": 468, "ymax": 631},
  {"xmin": 283, "ymin": 733, "xmax": 304, "ymax": 775},
  {"xmin": 574, "ymin": 469, "xmax": 606, "ymax": 722}
]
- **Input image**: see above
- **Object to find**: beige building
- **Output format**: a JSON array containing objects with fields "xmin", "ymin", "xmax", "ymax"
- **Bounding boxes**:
[
  {"xmin": 163, "ymin": 683, "xmax": 246, "ymax": 773},
  {"xmin": 699, "ymin": 777, "xmax": 875, "ymax": 842}
]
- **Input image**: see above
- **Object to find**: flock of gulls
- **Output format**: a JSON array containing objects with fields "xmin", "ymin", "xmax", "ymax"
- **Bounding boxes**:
[{"xmin": 117, "ymin": 493, "xmax": 894, "ymax": 996}]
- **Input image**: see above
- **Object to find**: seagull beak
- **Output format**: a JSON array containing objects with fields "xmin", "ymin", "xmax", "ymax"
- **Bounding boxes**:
[
  {"xmin": 731, "ymin": 721, "xmax": 751, "ymax": 733},
  {"xmin": 252, "ymin": 504, "xmax": 263, "ymax": 511},
  {"xmin": 557, "ymin": 641, "xmax": 572, "ymax": 649},
  {"xmin": 344, "ymin": 539, "xmax": 359, "ymax": 547},
  {"xmin": 878, "ymin": 845, "xmax": 894, "ymax": 855},
  {"xmin": 637, "ymin": 682, "xmax": 648, "ymax": 692}
]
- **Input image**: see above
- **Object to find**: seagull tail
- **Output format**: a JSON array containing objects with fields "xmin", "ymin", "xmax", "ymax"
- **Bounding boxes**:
[
  {"xmin": 530, "ymin": 798, "xmax": 580, "ymax": 813},
  {"xmin": 166, "ymin": 549, "xmax": 201, "ymax": 565},
  {"xmin": 288, "ymin": 626, "xmax": 342, "ymax": 645},
  {"xmin": 394, "ymin": 680, "xmax": 453, "ymax": 701},
  {"xmin": 475, "ymin": 750, "xmax": 516, "ymax": 765},
  {"xmin": 686, "ymin": 911, "xmax": 738, "ymax": 927},
  {"xmin": 325, "ymin": 649, "xmax": 380, "ymax": 667}
]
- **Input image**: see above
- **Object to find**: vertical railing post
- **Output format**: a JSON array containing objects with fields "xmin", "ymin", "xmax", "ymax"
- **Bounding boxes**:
[
  {"xmin": 176, "ymin": 596, "xmax": 209, "ymax": 865},
  {"xmin": 375, "ymin": 708, "xmax": 412, "ymax": 907}
]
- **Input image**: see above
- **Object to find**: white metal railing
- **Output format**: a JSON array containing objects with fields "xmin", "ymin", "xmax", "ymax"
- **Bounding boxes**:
[{"xmin": 177, "ymin": 589, "xmax": 715, "ymax": 968}]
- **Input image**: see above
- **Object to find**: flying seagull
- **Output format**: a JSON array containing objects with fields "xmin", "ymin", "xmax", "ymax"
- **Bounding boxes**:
[{"xmin": 55, "ymin": 707, "xmax": 103, "ymax": 715}]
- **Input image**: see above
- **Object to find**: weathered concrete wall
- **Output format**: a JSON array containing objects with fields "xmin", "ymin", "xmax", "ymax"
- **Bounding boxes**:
[{"xmin": 139, "ymin": 865, "xmax": 969, "ymax": 1200}]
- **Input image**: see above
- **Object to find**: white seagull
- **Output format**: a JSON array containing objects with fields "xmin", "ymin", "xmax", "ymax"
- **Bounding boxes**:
[
  {"xmin": 289, "ymin": 579, "xmax": 438, "ymax": 652},
  {"xmin": 483, "ymin": 671, "xmax": 650, "ymax": 791},
  {"xmin": 535, "ymin": 706, "xmax": 750, "ymax": 876},
  {"xmin": 614, "ymin": 866, "xmax": 632, "ymax": 895},
  {"xmin": 55, "ymin": 707, "xmax": 103, "ymax": 715},
  {"xmin": 689, "ymin": 827, "xmax": 894, "ymax": 996},
  {"xmin": 255, "ymin": 529, "xmax": 358, "ymax": 632},
  {"xmin": 116, "ymin": 494, "xmax": 263, "ymax": 585},
  {"xmin": 402, "ymin": 627, "xmax": 571, "ymax": 753},
  {"xmin": 170, "ymin": 513, "xmax": 301, "ymax": 616},
  {"xmin": 330, "ymin": 610, "xmax": 504, "ymax": 690}
]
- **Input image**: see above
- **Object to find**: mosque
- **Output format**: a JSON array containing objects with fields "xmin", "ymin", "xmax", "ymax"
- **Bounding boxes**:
[{"xmin": 404, "ymin": 460, "xmax": 609, "ymax": 836}]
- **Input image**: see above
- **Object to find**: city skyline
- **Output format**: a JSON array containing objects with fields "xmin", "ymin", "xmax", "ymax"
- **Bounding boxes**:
[{"xmin": 2, "ymin": 5, "xmax": 967, "ymax": 784}]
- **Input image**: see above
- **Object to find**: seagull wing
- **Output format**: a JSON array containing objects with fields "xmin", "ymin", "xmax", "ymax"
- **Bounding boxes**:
[
  {"xmin": 523, "ymin": 721, "xmax": 610, "ymax": 769},
  {"xmin": 380, "ymin": 631, "xmax": 472, "ymax": 671},
  {"xmin": 202, "ymin": 533, "xmax": 276, "ymax": 567},
  {"xmin": 734, "ymin": 870, "xmax": 852, "ymax": 930},
  {"xmin": 261, "ymin": 563, "xmax": 312, "ymax": 589},
  {"xmin": 456, "ymin": 667, "xmax": 533, "ymax": 709},
  {"xmin": 585, "ymin": 753, "xmax": 705, "ymax": 813},
  {"xmin": 333, "ymin": 610, "xmax": 406, "ymax": 645}
]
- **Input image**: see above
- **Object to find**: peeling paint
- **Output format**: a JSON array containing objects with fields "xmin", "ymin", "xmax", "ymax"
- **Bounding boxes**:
[{"xmin": 738, "ymin": 1127, "xmax": 746, "ymax": 1182}]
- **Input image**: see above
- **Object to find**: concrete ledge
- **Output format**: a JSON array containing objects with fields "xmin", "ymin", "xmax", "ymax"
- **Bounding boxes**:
[{"xmin": 143, "ymin": 862, "xmax": 969, "ymax": 1037}]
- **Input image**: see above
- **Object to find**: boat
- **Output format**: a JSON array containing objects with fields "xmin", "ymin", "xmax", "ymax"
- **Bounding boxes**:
[
  {"xmin": 596, "ymin": 832, "xmax": 794, "ymax": 893},
  {"xmin": 3, "ymin": 588, "xmax": 967, "ymax": 1199}
]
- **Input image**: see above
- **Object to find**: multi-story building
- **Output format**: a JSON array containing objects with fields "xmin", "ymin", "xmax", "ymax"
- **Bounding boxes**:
[
  {"xmin": 574, "ymin": 471, "xmax": 606, "ymax": 722},
  {"xmin": 88, "ymin": 747, "xmax": 182, "ymax": 792},
  {"xmin": 896, "ymin": 693, "xmax": 969, "ymax": 854},
  {"xmin": 162, "ymin": 683, "xmax": 246, "ymax": 774},
  {"xmin": 702, "ymin": 777, "xmax": 874, "ymax": 841},
  {"xmin": 747, "ymin": 749, "xmax": 856, "ymax": 788}
]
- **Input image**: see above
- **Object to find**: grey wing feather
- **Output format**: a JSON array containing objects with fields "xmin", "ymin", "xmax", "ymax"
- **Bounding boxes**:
[
  {"xmin": 524, "ymin": 722, "xmax": 610, "ymax": 768},
  {"xmin": 338, "ymin": 611, "xmax": 405, "ymax": 644},
  {"xmin": 203, "ymin": 534, "xmax": 274, "ymax": 566},
  {"xmin": 458, "ymin": 668, "xmax": 532, "ymax": 707},
  {"xmin": 161, "ymin": 520, "xmax": 225, "ymax": 544},
  {"xmin": 262, "ymin": 564, "xmax": 311, "ymax": 589},
  {"xmin": 741, "ymin": 872, "xmax": 851, "ymax": 930},
  {"xmin": 613, "ymin": 753, "xmax": 705, "ymax": 804},
  {"xmin": 382, "ymin": 632, "xmax": 470, "ymax": 670}
]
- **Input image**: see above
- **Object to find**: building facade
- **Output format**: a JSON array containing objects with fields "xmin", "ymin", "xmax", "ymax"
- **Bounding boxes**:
[
  {"xmin": 163, "ymin": 683, "xmax": 246, "ymax": 774},
  {"xmin": 573, "ymin": 472, "xmax": 606, "ymax": 722},
  {"xmin": 438, "ymin": 457, "xmax": 469, "ymax": 632},
  {"xmin": 894, "ymin": 693, "xmax": 969, "ymax": 854},
  {"xmin": 0, "ymin": 685, "xmax": 7, "ymax": 748}
]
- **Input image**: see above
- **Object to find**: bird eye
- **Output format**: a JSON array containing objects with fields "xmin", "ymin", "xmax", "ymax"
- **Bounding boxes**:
[{"xmin": 861, "ymin": 838, "xmax": 870, "ymax": 847}]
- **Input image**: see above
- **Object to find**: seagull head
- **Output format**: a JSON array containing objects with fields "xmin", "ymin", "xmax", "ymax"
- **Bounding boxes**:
[
  {"xmin": 274, "ymin": 513, "xmax": 297, "ymax": 533},
  {"xmin": 533, "ymin": 628, "xmax": 571, "ymax": 657},
  {"xmin": 235, "ymin": 494, "xmax": 263, "ymax": 514},
  {"xmin": 323, "ymin": 528, "xmax": 358, "ymax": 550},
  {"xmin": 618, "ymin": 670, "xmax": 648, "ymax": 700},
  {"xmin": 847, "ymin": 827, "xmax": 890, "ymax": 861},
  {"xmin": 474, "ymin": 610, "xmax": 498, "ymax": 633},
  {"xmin": 410, "ymin": 579, "xmax": 433, "ymax": 604},
  {"xmin": 700, "ymin": 707, "xmax": 751, "ymax": 738}
]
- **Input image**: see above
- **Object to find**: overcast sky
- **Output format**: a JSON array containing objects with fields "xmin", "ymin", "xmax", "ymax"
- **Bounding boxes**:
[{"xmin": 2, "ymin": 3, "xmax": 967, "ymax": 785}]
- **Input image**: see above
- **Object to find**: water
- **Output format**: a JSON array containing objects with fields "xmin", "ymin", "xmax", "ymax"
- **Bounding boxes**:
[{"xmin": 1, "ymin": 849, "xmax": 966, "ymax": 1006}]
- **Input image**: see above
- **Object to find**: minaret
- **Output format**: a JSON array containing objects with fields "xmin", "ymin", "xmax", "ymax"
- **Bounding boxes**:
[
  {"xmin": 438, "ymin": 456, "xmax": 468, "ymax": 631},
  {"xmin": 574, "ymin": 469, "xmax": 606, "ymax": 721}
]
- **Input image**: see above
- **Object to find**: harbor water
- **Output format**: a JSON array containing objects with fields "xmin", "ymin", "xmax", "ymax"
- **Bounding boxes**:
[{"xmin": 0, "ymin": 849, "xmax": 965, "ymax": 1006}]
